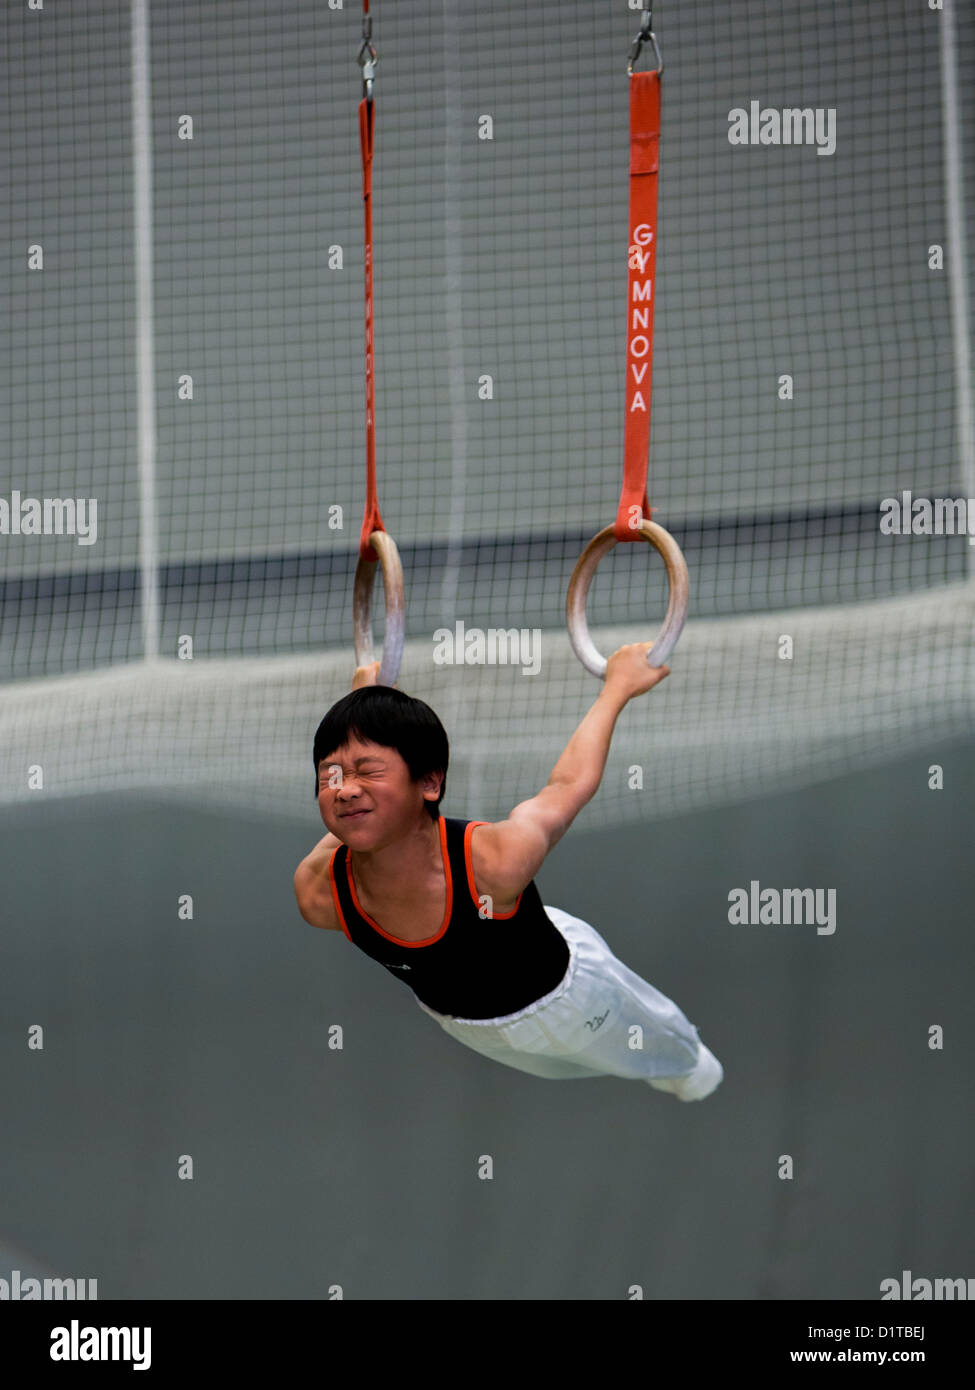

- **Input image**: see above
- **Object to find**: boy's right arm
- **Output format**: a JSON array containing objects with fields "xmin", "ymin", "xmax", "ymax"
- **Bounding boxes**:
[{"xmin": 294, "ymin": 833, "xmax": 343, "ymax": 930}]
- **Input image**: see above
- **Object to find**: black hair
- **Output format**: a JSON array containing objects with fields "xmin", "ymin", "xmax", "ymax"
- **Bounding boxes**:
[{"xmin": 312, "ymin": 686, "xmax": 449, "ymax": 820}]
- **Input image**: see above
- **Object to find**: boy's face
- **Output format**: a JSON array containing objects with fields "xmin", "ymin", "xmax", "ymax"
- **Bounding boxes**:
[{"xmin": 317, "ymin": 733, "xmax": 438, "ymax": 841}]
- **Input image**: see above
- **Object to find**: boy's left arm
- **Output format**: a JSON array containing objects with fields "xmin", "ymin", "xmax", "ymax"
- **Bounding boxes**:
[{"xmin": 473, "ymin": 642, "xmax": 669, "ymax": 901}]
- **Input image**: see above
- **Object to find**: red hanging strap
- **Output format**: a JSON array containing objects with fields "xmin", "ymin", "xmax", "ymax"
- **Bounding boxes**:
[
  {"xmin": 614, "ymin": 69, "xmax": 661, "ymax": 543},
  {"xmin": 357, "ymin": 4, "xmax": 384, "ymax": 563}
]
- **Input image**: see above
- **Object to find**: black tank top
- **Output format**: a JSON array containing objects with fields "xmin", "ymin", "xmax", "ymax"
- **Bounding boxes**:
[{"xmin": 328, "ymin": 816, "xmax": 570, "ymax": 1019}]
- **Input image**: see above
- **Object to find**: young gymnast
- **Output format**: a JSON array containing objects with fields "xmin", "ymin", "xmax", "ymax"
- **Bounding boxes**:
[{"xmin": 294, "ymin": 643, "xmax": 722, "ymax": 1099}]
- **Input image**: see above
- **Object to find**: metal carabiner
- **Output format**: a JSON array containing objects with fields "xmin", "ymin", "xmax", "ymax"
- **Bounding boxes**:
[
  {"xmin": 627, "ymin": 0, "xmax": 663, "ymax": 78},
  {"xmin": 358, "ymin": 12, "xmax": 378, "ymax": 101}
]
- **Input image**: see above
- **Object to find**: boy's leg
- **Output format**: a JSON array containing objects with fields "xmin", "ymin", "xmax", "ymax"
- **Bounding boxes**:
[
  {"xmin": 536, "ymin": 907, "xmax": 724, "ymax": 1099},
  {"xmin": 645, "ymin": 1042, "xmax": 724, "ymax": 1100},
  {"xmin": 415, "ymin": 906, "xmax": 722, "ymax": 1100},
  {"xmin": 415, "ymin": 995, "xmax": 601, "ymax": 1079}
]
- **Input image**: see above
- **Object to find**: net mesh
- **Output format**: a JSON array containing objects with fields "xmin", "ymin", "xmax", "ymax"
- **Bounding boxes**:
[
  {"xmin": 1, "ymin": 0, "xmax": 973, "ymax": 827},
  {"xmin": 3, "ymin": 577, "xmax": 973, "ymax": 829}
]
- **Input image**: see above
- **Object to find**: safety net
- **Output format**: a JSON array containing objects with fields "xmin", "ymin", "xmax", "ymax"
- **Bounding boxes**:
[{"xmin": 1, "ymin": 0, "xmax": 973, "ymax": 829}]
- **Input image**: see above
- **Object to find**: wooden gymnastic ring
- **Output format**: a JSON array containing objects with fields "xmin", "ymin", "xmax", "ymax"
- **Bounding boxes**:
[
  {"xmin": 566, "ymin": 519, "xmax": 689, "ymax": 677},
  {"xmin": 353, "ymin": 530, "xmax": 405, "ymax": 687}
]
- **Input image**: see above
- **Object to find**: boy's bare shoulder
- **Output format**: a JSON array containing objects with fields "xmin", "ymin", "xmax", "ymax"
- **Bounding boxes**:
[
  {"xmin": 468, "ymin": 817, "xmax": 549, "ymax": 907},
  {"xmin": 294, "ymin": 832, "xmax": 343, "ymax": 930}
]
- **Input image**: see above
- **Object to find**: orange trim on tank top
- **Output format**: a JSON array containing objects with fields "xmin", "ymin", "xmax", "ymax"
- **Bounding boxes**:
[
  {"xmin": 340, "ymin": 814, "xmax": 453, "ymax": 948},
  {"xmin": 465, "ymin": 820, "xmax": 523, "ymax": 919},
  {"xmin": 328, "ymin": 847, "xmax": 354, "ymax": 942}
]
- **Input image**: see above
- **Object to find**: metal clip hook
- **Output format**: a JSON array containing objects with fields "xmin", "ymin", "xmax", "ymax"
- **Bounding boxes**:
[
  {"xmin": 627, "ymin": 0, "xmax": 663, "ymax": 77},
  {"xmin": 358, "ymin": 12, "xmax": 378, "ymax": 101}
]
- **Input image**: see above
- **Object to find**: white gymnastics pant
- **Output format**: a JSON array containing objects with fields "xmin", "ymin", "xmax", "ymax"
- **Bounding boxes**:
[{"xmin": 415, "ymin": 905, "xmax": 717, "ymax": 1085}]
